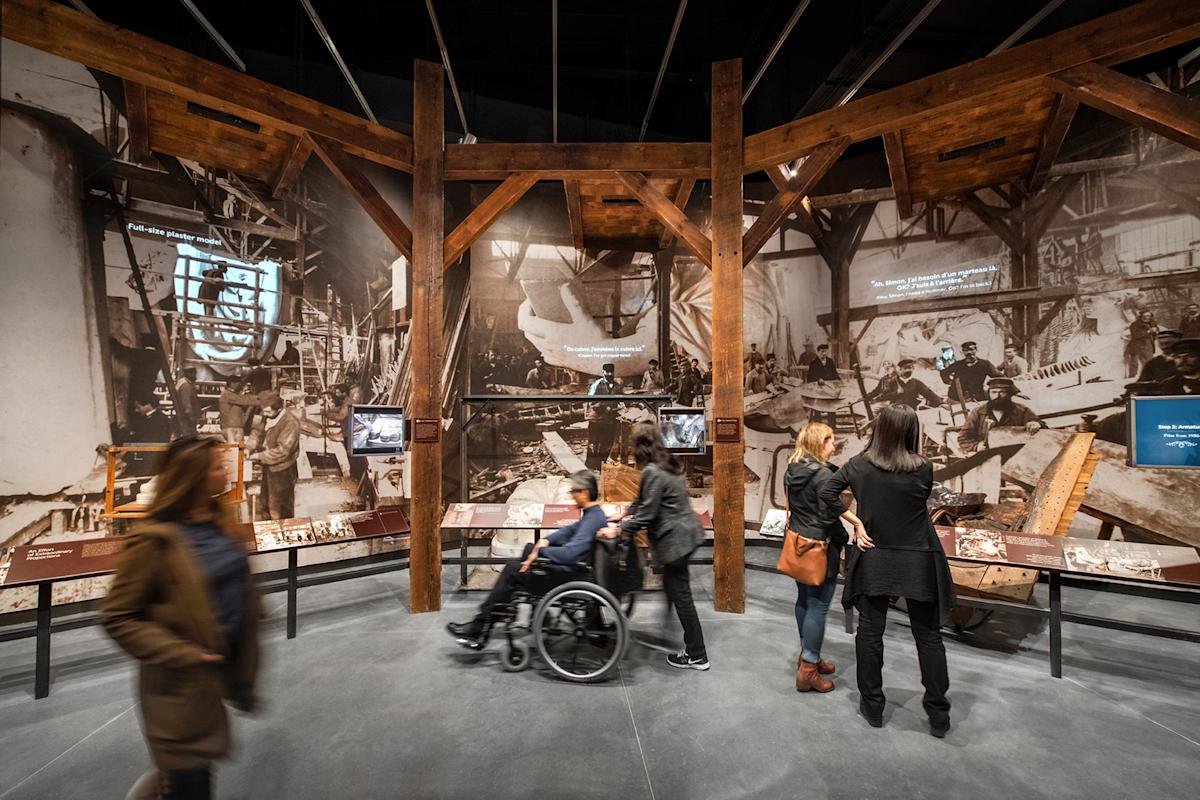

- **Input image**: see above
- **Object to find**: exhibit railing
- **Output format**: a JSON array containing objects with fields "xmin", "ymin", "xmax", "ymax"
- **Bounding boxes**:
[
  {"xmin": 0, "ymin": 508, "xmax": 414, "ymax": 698},
  {"xmin": 4, "ymin": 508, "xmax": 1197, "ymax": 698}
]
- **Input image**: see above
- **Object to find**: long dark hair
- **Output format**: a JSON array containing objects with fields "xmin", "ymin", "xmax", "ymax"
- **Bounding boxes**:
[
  {"xmin": 147, "ymin": 435, "xmax": 234, "ymax": 525},
  {"xmin": 862, "ymin": 405, "xmax": 925, "ymax": 472},
  {"xmin": 632, "ymin": 422, "xmax": 683, "ymax": 475}
]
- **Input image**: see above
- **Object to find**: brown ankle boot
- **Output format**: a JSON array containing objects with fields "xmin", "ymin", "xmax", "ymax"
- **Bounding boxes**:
[
  {"xmin": 817, "ymin": 659, "xmax": 836, "ymax": 675},
  {"xmin": 796, "ymin": 660, "xmax": 834, "ymax": 693}
]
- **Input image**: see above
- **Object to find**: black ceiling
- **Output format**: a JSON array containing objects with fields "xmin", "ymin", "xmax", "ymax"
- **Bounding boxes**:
[{"xmin": 75, "ymin": 0, "xmax": 1179, "ymax": 146}]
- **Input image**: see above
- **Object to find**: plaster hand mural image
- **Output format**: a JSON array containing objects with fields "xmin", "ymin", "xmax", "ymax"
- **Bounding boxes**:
[{"xmin": 174, "ymin": 243, "xmax": 283, "ymax": 372}]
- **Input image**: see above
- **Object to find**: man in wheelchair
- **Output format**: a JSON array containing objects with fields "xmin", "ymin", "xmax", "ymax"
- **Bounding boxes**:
[{"xmin": 446, "ymin": 470, "xmax": 607, "ymax": 649}]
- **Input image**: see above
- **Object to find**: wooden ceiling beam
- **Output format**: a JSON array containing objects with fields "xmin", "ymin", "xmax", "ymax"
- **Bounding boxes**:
[
  {"xmin": 122, "ymin": 80, "xmax": 151, "ymax": 164},
  {"xmin": 444, "ymin": 142, "xmax": 711, "ymax": 181},
  {"xmin": 958, "ymin": 191, "xmax": 1020, "ymax": 250},
  {"xmin": 792, "ymin": 197, "xmax": 828, "ymax": 249},
  {"xmin": 761, "ymin": 167, "xmax": 831, "ymax": 250},
  {"xmin": 743, "ymin": 0, "xmax": 1200, "ymax": 172},
  {"xmin": 882, "ymin": 131, "xmax": 913, "ymax": 219},
  {"xmin": 1, "ymin": 0, "xmax": 413, "ymax": 172},
  {"xmin": 563, "ymin": 179, "xmax": 584, "ymax": 252},
  {"xmin": 443, "ymin": 172, "xmax": 539, "ymax": 268},
  {"xmin": 658, "ymin": 178, "xmax": 696, "ymax": 250},
  {"xmin": 1046, "ymin": 63, "xmax": 1200, "ymax": 151},
  {"xmin": 765, "ymin": 165, "xmax": 791, "ymax": 193},
  {"xmin": 271, "ymin": 136, "xmax": 313, "ymax": 200},
  {"xmin": 1027, "ymin": 94, "xmax": 1079, "ymax": 192},
  {"xmin": 810, "ymin": 186, "xmax": 895, "ymax": 209},
  {"xmin": 742, "ymin": 138, "xmax": 848, "ymax": 263},
  {"xmin": 307, "ymin": 133, "xmax": 413, "ymax": 261},
  {"xmin": 615, "ymin": 171, "xmax": 713, "ymax": 268}
]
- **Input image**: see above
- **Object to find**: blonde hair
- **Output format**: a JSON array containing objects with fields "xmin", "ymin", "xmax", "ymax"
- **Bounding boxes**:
[
  {"xmin": 789, "ymin": 422, "xmax": 834, "ymax": 464},
  {"xmin": 147, "ymin": 435, "xmax": 237, "ymax": 529}
]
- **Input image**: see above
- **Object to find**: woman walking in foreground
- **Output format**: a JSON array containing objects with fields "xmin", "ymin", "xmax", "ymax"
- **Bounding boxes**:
[{"xmin": 103, "ymin": 436, "xmax": 261, "ymax": 799}]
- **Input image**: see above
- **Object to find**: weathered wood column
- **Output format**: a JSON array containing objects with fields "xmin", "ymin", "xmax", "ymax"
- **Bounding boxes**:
[
  {"xmin": 410, "ymin": 60, "xmax": 444, "ymax": 612},
  {"xmin": 711, "ymin": 59, "xmax": 744, "ymax": 612},
  {"xmin": 653, "ymin": 250, "xmax": 673, "ymax": 386}
]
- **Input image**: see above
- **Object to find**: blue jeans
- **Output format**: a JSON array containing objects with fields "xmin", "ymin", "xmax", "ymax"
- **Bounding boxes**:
[{"xmin": 794, "ymin": 574, "xmax": 837, "ymax": 663}]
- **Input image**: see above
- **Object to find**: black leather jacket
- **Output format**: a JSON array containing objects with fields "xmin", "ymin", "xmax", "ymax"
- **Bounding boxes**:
[{"xmin": 784, "ymin": 456, "xmax": 847, "ymax": 544}]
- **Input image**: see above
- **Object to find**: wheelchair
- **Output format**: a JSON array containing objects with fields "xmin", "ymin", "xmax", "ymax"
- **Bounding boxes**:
[{"xmin": 475, "ymin": 538, "xmax": 639, "ymax": 683}]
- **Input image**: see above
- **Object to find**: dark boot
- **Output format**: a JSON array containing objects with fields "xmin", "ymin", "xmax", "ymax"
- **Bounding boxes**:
[
  {"xmin": 817, "ymin": 659, "xmax": 836, "ymax": 675},
  {"xmin": 859, "ymin": 699, "xmax": 883, "ymax": 727},
  {"xmin": 796, "ymin": 660, "xmax": 834, "ymax": 693},
  {"xmin": 446, "ymin": 619, "xmax": 485, "ymax": 649}
]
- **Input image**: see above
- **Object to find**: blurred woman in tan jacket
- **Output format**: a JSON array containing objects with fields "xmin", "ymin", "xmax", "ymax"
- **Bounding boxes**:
[{"xmin": 103, "ymin": 435, "xmax": 260, "ymax": 800}]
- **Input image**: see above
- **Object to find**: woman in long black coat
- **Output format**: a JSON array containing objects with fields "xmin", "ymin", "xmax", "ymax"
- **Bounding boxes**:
[{"xmin": 819, "ymin": 405, "xmax": 956, "ymax": 738}]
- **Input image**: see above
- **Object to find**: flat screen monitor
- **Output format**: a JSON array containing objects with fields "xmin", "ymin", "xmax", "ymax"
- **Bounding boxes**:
[
  {"xmin": 1127, "ymin": 395, "xmax": 1200, "ymax": 468},
  {"xmin": 349, "ymin": 405, "xmax": 405, "ymax": 456},
  {"xmin": 659, "ymin": 407, "xmax": 706, "ymax": 455}
]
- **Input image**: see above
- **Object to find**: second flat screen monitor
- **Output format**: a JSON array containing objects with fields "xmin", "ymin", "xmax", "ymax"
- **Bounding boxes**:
[
  {"xmin": 659, "ymin": 407, "xmax": 706, "ymax": 454},
  {"xmin": 349, "ymin": 405, "xmax": 405, "ymax": 456}
]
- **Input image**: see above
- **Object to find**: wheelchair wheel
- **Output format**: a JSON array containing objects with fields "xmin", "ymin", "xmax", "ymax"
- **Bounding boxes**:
[
  {"xmin": 501, "ymin": 639, "xmax": 531, "ymax": 672},
  {"xmin": 533, "ymin": 581, "xmax": 627, "ymax": 683}
]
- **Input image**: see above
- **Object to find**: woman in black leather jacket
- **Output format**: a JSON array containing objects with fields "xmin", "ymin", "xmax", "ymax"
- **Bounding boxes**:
[{"xmin": 783, "ymin": 422, "xmax": 848, "ymax": 692}]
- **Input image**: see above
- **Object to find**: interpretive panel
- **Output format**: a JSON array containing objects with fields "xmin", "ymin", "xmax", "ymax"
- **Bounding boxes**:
[
  {"xmin": 313, "ymin": 513, "xmax": 356, "ymax": 542},
  {"xmin": 252, "ymin": 520, "xmax": 281, "ymax": 550},
  {"xmin": 541, "ymin": 504, "xmax": 581, "ymax": 528},
  {"xmin": 935, "ymin": 526, "xmax": 1200, "ymax": 586},
  {"xmin": 349, "ymin": 511, "xmax": 386, "ymax": 537},
  {"xmin": 1128, "ymin": 395, "xmax": 1200, "ymax": 469},
  {"xmin": 376, "ymin": 508, "xmax": 412, "ymax": 535},
  {"xmin": 2, "ymin": 511, "xmax": 413, "ymax": 586},
  {"xmin": 1059, "ymin": 537, "xmax": 1200, "ymax": 584},
  {"xmin": 468, "ymin": 504, "xmax": 510, "ymax": 528},
  {"xmin": 4, "ymin": 537, "xmax": 122, "ymax": 584}
]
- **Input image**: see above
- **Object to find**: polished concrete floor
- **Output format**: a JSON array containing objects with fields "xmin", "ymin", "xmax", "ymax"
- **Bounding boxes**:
[{"xmin": 0, "ymin": 551, "xmax": 1197, "ymax": 800}]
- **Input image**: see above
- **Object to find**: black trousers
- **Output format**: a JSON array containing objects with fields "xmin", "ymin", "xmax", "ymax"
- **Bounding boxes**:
[
  {"xmin": 475, "ymin": 543, "xmax": 536, "ymax": 622},
  {"xmin": 854, "ymin": 595, "xmax": 949, "ymax": 724},
  {"xmin": 165, "ymin": 767, "xmax": 211, "ymax": 800},
  {"xmin": 662, "ymin": 556, "xmax": 706, "ymax": 659}
]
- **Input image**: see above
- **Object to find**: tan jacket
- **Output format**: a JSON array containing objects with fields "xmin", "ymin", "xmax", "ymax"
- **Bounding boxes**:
[{"xmin": 101, "ymin": 521, "xmax": 260, "ymax": 771}]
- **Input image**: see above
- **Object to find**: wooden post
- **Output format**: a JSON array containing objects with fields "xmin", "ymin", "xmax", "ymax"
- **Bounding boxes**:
[
  {"xmin": 409, "ymin": 60, "xmax": 444, "ymax": 613},
  {"xmin": 711, "ymin": 59, "xmax": 744, "ymax": 613},
  {"xmin": 654, "ymin": 250, "xmax": 673, "ymax": 388},
  {"xmin": 831, "ymin": 259, "xmax": 850, "ymax": 370}
]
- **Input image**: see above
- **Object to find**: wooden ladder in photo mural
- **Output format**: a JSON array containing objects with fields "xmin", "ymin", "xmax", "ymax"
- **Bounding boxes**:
[{"xmin": 298, "ymin": 297, "xmax": 345, "ymax": 399}]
